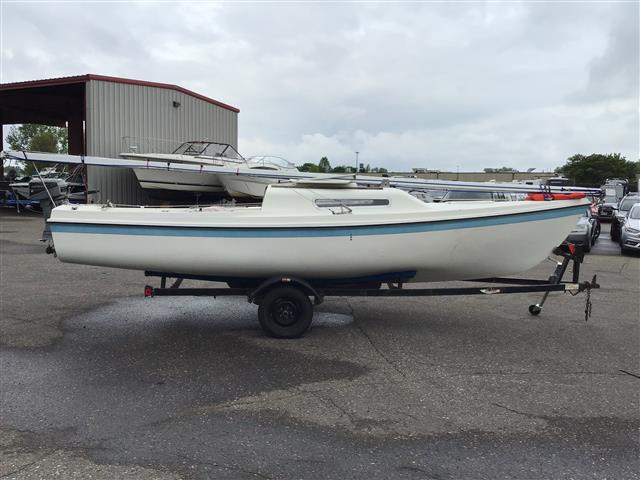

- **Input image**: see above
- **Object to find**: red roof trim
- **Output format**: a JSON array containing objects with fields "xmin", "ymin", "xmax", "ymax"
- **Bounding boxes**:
[{"xmin": 0, "ymin": 74, "xmax": 240, "ymax": 113}]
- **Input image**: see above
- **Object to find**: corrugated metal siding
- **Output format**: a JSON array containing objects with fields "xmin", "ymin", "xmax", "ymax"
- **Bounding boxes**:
[{"xmin": 85, "ymin": 80, "xmax": 238, "ymax": 204}]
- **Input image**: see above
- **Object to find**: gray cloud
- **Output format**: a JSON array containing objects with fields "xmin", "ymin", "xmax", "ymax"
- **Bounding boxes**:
[
  {"xmin": 1, "ymin": 2, "xmax": 637, "ymax": 171},
  {"xmin": 578, "ymin": 2, "xmax": 639, "ymax": 102}
]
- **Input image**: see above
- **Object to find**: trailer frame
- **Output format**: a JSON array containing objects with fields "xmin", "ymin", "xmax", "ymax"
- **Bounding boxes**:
[{"xmin": 143, "ymin": 244, "xmax": 599, "ymax": 338}]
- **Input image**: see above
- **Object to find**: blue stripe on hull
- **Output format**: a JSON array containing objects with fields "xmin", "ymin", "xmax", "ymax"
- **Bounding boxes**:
[{"xmin": 50, "ymin": 205, "xmax": 587, "ymax": 238}]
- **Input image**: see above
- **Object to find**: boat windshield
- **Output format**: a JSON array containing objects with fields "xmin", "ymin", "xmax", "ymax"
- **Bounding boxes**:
[
  {"xmin": 443, "ymin": 191, "xmax": 493, "ymax": 201},
  {"xmin": 247, "ymin": 156, "xmax": 297, "ymax": 171},
  {"xmin": 172, "ymin": 142, "xmax": 245, "ymax": 162}
]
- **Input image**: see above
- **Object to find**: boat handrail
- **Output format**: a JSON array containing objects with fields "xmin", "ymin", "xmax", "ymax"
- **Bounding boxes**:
[{"xmin": 97, "ymin": 201, "xmax": 262, "ymax": 209}]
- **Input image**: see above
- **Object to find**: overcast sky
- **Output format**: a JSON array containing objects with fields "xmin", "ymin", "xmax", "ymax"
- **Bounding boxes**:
[{"xmin": 1, "ymin": 1, "xmax": 638, "ymax": 171}]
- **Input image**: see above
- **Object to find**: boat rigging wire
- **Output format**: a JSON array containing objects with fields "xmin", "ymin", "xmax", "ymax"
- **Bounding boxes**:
[{"xmin": 23, "ymin": 151, "xmax": 56, "ymax": 207}]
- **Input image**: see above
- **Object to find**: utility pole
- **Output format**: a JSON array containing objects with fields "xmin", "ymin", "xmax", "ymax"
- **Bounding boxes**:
[{"xmin": 355, "ymin": 151, "xmax": 359, "ymax": 173}]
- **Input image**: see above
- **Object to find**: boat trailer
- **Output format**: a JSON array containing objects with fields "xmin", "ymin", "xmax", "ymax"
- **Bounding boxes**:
[{"xmin": 143, "ymin": 244, "xmax": 599, "ymax": 338}]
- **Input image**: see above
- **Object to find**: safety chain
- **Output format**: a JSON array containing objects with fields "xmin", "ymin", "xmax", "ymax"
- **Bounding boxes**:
[{"xmin": 584, "ymin": 286, "xmax": 592, "ymax": 322}]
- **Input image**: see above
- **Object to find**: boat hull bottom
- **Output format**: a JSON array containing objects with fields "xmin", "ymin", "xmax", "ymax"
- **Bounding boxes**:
[
  {"xmin": 133, "ymin": 168, "xmax": 225, "ymax": 195},
  {"xmin": 51, "ymin": 214, "xmax": 578, "ymax": 283},
  {"xmin": 218, "ymin": 175, "xmax": 274, "ymax": 199}
]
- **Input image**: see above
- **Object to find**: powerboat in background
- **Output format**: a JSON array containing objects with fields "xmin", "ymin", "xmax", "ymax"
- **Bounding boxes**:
[
  {"xmin": 9, "ymin": 167, "xmax": 87, "ymax": 203},
  {"xmin": 122, "ymin": 141, "xmax": 247, "ymax": 197},
  {"xmin": 218, "ymin": 156, "xmax": 300, "ymax": 199},
  {"xmin": 48, "ymin": 182, "xmax": 589, "ymax": 283},
  {"xmin": 10, "ymin": 168, "xmax": 66, "ymax": 199}
]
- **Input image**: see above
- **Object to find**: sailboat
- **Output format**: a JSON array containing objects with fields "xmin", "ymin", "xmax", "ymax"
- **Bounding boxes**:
[{"xmin": 48, "ymin": 181, "xmax": 589, "ymax": 283}]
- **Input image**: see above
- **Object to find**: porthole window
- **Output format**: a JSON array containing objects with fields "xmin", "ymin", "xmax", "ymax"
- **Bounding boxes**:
[{"xmin": 314, "ymin": 199, "xmax": 389, "ymax": 207}]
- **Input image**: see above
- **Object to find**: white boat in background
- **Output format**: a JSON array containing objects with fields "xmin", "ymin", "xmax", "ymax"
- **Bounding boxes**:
[
  {"xmin": 218, "ymin": 156, "xmax": 299, "ymax": 199},
  {"xmin": 10, "ymin": 168, "xmax": 86, "ymax": 202},
  {"xmin": 48, "ymin": 182, "xmax": 589, "ymax": 283},
  {"xmin": 122, "ymin": 141, "xmax": 246, "ymax": 196},
  {"xmin": 10, "ymin": 168, "xmax": 65, "ymax": 199},
  {"xmin": 3, "ymin": 150, "xmax": 603, "ymax": 201}
]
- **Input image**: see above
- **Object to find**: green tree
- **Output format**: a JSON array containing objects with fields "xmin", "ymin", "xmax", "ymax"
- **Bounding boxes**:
[
  {"xmin": 556, "ymin": 153, "xmax": 639, "ymax": 187},
  {"xmin": 7, "ymin": 124, "xmax": 68, "ymax": 153},
  {"xmin": 318, "ymin": 157, "xmax": 331, "ymax": 173},
  {"xmin": 298, "ymin": 162, "xmax": 320, "ymax": 173},
  {"xmin": 6, "ymin": 124, "xmax": 68, "ymax": 175},
  {"xmin": 330, "ymin": 165, "xmax": 348, "ymax": 173},
  {"xmin": 378, "ymin": 167, "xmax": 388, "ymax": 173}
]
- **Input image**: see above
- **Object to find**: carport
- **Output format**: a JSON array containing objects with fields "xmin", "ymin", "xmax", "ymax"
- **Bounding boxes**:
[{"xmin": 1, "ymin": 76, "xmax": 88, "ymax": 178}]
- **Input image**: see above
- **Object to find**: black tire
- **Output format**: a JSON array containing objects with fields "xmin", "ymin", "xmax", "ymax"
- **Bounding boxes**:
[
  {"xmin": 584, "ymin": 235, "xmax": 591, "ymax": 253},
  {"xmin": 258, "ymin": 286, "xmax": 313, "ymax": 338},
  {"xmin": 528, "ymin": 304, "xmax": 542, "ymax": 316},
  {"xmin": 611, "ymin": 220, "xmax": 620, "ymax": 241},
  {"xmin": 593, "ymin": 220, "xmax": 601, "ymax": 239}
]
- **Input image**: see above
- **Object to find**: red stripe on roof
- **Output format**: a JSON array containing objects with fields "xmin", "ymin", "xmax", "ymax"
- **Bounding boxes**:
[{"xmin": 0, "ymin": 74, "xmax": 240, "ymax": 113}]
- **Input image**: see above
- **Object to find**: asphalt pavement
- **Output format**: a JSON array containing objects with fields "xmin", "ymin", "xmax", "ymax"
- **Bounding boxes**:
[
  {"xmin": 590, "ymin": 221, "xmax": 627, "ymax": 256},
  {"xmin": 1, "ymin": 208, "xmax": 638, "ymax": 479}
]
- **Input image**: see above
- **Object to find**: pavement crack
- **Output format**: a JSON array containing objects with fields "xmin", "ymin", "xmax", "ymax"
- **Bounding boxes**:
[
  {"xmin": 308, "ymin": 390, "xmax": 356, "ymax": 425},
  {"xmin": 215, "ymin": 391, "xmax": 308, "ymax": 409},
  {"xmin": 618, "ymin": 261, "xmax": 630, "ymax": 275},
  {"xmin": 0, "ymin": 449, "xmax": 55, "ymax": 478},
  {"xmin": 619, "ymin": 369, "xmax": 640, "ymax": 379},
  {"xmin": 346, "ymin": 298, "xmax": 407, "ymax": 379},
  {"xmin": 492, "ymin": 403, "xmax": 538, "ymax": 419}
]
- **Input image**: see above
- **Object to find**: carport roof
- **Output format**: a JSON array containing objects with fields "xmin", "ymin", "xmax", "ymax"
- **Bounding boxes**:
[{"xmin": 0, "ymin": 74, "xmax": 240, "ymax": 113}]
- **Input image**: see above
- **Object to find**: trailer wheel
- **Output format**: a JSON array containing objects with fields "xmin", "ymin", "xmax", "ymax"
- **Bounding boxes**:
[{"xmin": 258, "ymin": 286, "xmax": 313, "ymax": 338}]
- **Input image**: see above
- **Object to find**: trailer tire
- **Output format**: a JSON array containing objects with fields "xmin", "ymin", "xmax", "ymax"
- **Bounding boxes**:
[{"xmin": 258, "ymin": 286, "xmax": 313, "ymax": 338}]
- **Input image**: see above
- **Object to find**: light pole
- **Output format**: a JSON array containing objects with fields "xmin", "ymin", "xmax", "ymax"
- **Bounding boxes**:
[{"xmin": 355, "ymin": 151, "xmax": 359, "ymax": 173}]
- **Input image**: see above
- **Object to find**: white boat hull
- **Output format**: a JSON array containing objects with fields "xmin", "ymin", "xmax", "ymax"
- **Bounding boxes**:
[
  {"xmin": 133, "ymin": 168, "xmax": 225, "ymax": 194},
  {"xmin": 49, "ymin": 187, "xmax": 588, "ymax": 283},
  {"xmin": 218, "ymin": 174, "xmax": 275, "ymax": 199},
  {"xmin": 50, "ymin": 215, "xmax": 577, "ymax": 282}
]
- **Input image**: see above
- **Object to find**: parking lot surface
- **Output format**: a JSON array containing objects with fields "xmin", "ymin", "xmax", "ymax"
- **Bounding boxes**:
[{"xmin": 1, "ymin": 209, "xmax": 639, "ymax": 479}]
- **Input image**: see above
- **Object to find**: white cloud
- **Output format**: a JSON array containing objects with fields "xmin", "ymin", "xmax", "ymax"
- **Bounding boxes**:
[{"xmin": 1, "ymin": 2, "xmax": 638, "ymax": 171}]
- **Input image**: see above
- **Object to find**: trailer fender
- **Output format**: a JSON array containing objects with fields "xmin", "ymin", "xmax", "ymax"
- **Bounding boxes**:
[{"xmin": 249, "ymin": 276, "xmax": 324, "ymax": 306}]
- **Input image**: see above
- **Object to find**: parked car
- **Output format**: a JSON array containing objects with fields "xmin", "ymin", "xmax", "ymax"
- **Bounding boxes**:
[
  {"xmin": 599, "ymin": 179, "xmax": 628, "ymax": 220},
  {"xmin": 611, "ymin": 194, "xmax": 640, "ymax": 241},
  {"xmin": 598, "ymin": 194, "xmax": 619, "ymax": 221},
  {"xmin": 565, "ymin": 208, "xmax": 599, "ymax": 252},
  {"xmin": 620, "ymin": 203, "xmax": 640, "ymax": 254}
]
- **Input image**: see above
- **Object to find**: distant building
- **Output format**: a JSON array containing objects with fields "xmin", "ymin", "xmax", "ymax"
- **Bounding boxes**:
[{"xmin": 1, "ymin": 74, "xmax": 239, "ymax": 203}]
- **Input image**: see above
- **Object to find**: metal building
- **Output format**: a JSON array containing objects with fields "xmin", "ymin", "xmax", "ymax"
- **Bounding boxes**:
[{"xmin": 0, "ymin": 74, "xmax": 239, "ymax": 203}]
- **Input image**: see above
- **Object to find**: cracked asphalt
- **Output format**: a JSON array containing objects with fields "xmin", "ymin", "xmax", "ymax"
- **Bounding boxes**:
[{"xmin": 1, "ymin": 209, "xmax": 639, "ymax": 479}]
